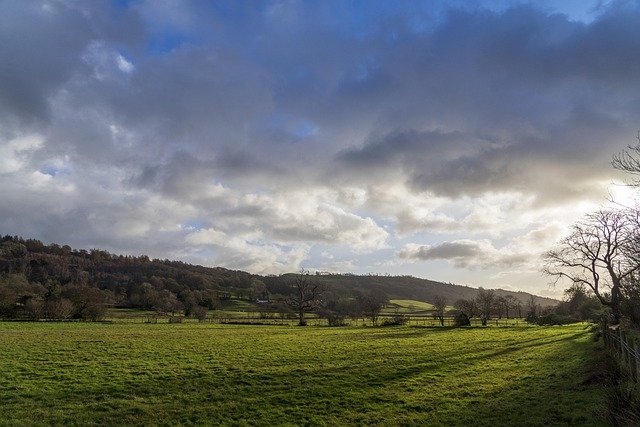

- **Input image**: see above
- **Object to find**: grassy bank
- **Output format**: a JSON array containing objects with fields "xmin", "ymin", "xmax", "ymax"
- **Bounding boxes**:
[{"xmin": 0, "ymin": 322, "xmax": 604, "ymax": 425}]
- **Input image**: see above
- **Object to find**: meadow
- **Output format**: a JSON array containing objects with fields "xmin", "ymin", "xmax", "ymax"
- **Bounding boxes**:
[{"xmin": 0, "ymin": 322, "xmax": 604, "ymax": 426}]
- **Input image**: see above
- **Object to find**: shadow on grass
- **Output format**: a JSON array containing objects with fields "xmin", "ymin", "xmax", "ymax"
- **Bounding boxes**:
[{"xmin": 1, "ymin": 326, "xmax": 605, "ymax": 426}]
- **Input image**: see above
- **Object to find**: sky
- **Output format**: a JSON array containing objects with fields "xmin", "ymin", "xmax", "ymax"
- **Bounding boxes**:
[{"xmin": 2, "ymin": 0, "xmax": 640, "ymax": 298}]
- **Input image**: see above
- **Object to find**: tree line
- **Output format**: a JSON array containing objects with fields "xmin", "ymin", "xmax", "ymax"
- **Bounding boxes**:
[{"xmin": 0, "ymin": 239, "xmax": 394, "ymax": 323}]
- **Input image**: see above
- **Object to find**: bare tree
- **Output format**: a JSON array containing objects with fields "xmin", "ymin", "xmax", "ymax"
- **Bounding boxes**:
[
  {"xmin": 432, "ymin": 295, "xmax": 447, "ymax": 326},
  {"xmin": 612, "ymin": 132, "xmax": 640, "ymax": 186},
  {"xmin": 526, "ymin": 294, "xmax": 540, "ymax": 321},
  {"xmin": 494, "ymin": 296, "xmax": 508, "ymax": 319},
  {"xmin": 544, "ymin": 209, "xmax": 640, "ymax": 324},
  {"xmin": 358, "ymin": 289, "xmax": 388, "ymax": 326},
  {"xmin": 515, "ymin": 300, "xmax": 523, "ymax": 318},
  {"xmin": 476, "ymin": 288, "xmax": 495, "ymax": 326},
  {"xmin": 504, "ymin": 295, "xmax": 517, "ymax": 319},
  {"xmin": 285, "ymin": 270, "xmax": 326, "ymax": 326}
]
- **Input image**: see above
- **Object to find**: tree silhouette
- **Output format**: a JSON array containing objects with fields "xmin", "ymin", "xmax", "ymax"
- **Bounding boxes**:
[
  {"xmin": 544, "ymin": 209, "xmax": 640, "ymax": 324},
  {"xmin": 285, "ymin": 270, "xmax": 325, "ymax": 326}
]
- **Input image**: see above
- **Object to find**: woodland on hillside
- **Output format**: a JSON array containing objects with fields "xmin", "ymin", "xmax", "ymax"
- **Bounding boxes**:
[{"xmin": 0, "ymin": 235, "xmax": 555, "ymax": 323}]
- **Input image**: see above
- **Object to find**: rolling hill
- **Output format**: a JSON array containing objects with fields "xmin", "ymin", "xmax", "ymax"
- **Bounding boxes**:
[{"xmin": 0, "ymin": 235, "xmax": 558, "ymax": 315}]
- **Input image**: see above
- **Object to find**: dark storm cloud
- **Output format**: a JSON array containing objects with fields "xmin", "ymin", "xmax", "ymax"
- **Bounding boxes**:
[
  {"xmin": 0, "ymin": 2, "xmax": 92, "ymax": 124},
  {"xmin": 334, "ymin": 4, "xmax": 639, "ymax": 200}
]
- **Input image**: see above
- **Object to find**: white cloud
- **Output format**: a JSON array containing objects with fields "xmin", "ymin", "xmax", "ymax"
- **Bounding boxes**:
[
  {"xmin": 0, "ymin": 134, "xmax": 43, "ymax": 174},
  {"xmin": 185, "ymin": 227, "xmax": 309, "ymax": 274},
  {"xmin": 116, "ymin": 55, "xmax": 134, "ymax": 73}
]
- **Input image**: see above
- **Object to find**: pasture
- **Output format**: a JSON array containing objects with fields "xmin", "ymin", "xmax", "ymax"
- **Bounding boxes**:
[{"xmin": 0, "ymin": 322, "xmax": 604, "ymax": 426}]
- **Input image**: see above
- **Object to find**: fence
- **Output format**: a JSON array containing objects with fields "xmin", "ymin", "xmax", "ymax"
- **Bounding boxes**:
[
  {"xmin": 130, "ymin": 313, "xmax": 523, "ymax": 327},
  {"xmin": 602, "ymin": 323, "xmax": 640, "ymax": 382}
]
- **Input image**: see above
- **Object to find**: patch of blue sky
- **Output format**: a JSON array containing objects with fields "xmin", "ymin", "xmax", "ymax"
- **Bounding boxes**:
[
  {"xmin": 40, "ymin": 165, "xmax": 67, "ymax": 177},
  {"xmin": 256, "ymin": 113, "xmax": 318, "ymax": 139},
  {"xmin": 112, "ymin": 0, "xmax": 136, "ymax": 9},
  {"xmin": 146, "ymin": 32, "xmax": 196, "ymax": 56},
  {"xmin": 292, "ymin": 120, "xmax": 317, "ymax": 138},
  {"xmin": 477, "ymin": 0, "xmax": 604, "ymax": 22},
  {"xmin": 182, "ymin": 219, "xmax": 205, "ymax": 231}
]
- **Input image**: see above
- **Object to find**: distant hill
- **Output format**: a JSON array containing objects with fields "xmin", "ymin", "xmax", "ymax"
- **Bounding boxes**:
[
  {"xmin": 0, "ymin": 235, "xmax": 558, "ymax": 320},
  {"xmin": 276, "ymin": 273, "xmax": 558, "ymax": 308}
]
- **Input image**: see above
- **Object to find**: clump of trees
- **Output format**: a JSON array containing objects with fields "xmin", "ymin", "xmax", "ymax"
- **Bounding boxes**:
[
  {"xmin": 529, "ymin": 284, "xmax": 602, "ymax": 326},
  {"xmin": 544, "ymin": 209, "xmax": 640, "ymax": 324},
  {"xmin": 316, "ymin": 287, "xmax": 391, "ymax": 327},
  {"xmin": 452, "ymin": 288, "xmax": 522, "ymax": 326},
  {"xmin": 0, "ymin": 236, "xmax": 259, "ymax": 321}
]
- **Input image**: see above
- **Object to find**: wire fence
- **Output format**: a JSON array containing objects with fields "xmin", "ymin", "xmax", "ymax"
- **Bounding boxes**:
[{"xmin": 602, "ymin": 323, "xmax": 640, "ymax": 382}]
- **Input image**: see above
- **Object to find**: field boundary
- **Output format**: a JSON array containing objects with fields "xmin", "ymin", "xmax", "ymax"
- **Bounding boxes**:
[{"xmin": 602, "ymin": 323, "xmax": 640, "ymax": 382}]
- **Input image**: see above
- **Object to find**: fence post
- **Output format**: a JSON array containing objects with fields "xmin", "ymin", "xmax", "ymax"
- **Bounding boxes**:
[
  {"xmin": 635, "ymin": 341, "xmax": 640, "ymax": 383},
  {"xmin": 628, "ymin": 335, "xmax": 633, "ymax": 374}
]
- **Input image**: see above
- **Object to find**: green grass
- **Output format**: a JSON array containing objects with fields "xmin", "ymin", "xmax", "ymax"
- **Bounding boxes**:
[
  {"xmin": 388, "ymin": 298, "xmax": 435, "ymax": 312},
  {"xmin": 0, "ymin": 322, "xmax": 605, "ymax": 426}
]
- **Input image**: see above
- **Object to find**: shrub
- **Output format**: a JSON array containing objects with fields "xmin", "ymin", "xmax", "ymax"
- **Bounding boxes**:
[
  {"xmin": 454, "ymin": 312, "xmax": 471, "ymax": 326},
  {"xmin": 325, "ymin": 313, "xmax": 348, "ymax": 327},
  {"xmin": 192, "ymin": 305, "xmax": 208, "ymax": 322},
  {"xmin": 382, "ymin": 314, "xmax": 408, "ymax": 326},
  {"xmin": 534, "ymin": 313, "xmax": 579, "ymax": 326}
]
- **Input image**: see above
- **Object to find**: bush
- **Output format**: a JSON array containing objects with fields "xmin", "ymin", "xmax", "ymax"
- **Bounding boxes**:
[
  {"xmin": 534, "ymin": 313, "xmax": 579, "ymax": 326},
  {"xmin": 382, "ymin": 314, "xmax": 408, "ymax": 326},
  {"xmin": 454, "ymin": 312, "xmax": 471, "ymax": 326},
  {"xmin": 44, "ymin": 298, "xmax": 74, "ymax": 320},
  {"xmin": 325, "ymin": 313, "xmax": 348, "ymax": 326},
  {"xmin": 191, "ymin": 305, "xmax": 208, "ymax": 322}
]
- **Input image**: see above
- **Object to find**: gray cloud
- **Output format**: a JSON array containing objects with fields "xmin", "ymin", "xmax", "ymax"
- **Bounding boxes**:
[
  {"xmin": 1, "ymin": 0, "xmax": 639, "ymax": 283},
  {"xmin": 0, "ymin": 2, "xmax": 91, "ymax": 125},
  {"xmin": 398, "ymin": 240, "xmax": 531, "ymax": 269}
]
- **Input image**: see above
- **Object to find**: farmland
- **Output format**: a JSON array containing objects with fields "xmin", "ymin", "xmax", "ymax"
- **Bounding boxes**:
[{"xmin": 0, "ymin": 322, "xmax": 604, "ymax": 426}]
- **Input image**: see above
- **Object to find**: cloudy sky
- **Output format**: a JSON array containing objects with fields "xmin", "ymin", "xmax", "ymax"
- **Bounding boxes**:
[{"xmin": 2, "ymin": 0, "xmax": 640, "ymax": 297}]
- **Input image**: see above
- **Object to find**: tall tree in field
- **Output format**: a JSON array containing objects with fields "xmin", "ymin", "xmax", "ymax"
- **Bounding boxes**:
[
  {"xmin": 526, "ymin": 294, "xmax": 540, "ymax": 321},
  {"xmin": 432, "ymin": 295, "xmax": 447, "ymax": 326},
  {"xmin": 358, "ymin": 289, "xmax": 388, "ymax": 326},
  {"xmin": 504, "ymin": 295, "xmax": 517, "ymax": 319},
  {"xmin": 475, "ymin": 288, "xmax": 495, "ymax": 326},
  {"xmin": 285, "ymin": 270, "xmax": 325, "ymax": 326},
  {"xmin": 544, "ymin": 209, "xmax": 640, "ymax": 324},
  {"xmin": 515, "ymin": 299, "xmax": 523, "ymax": 318},
  {"xmin": 494, "ymin": 296, "xmax": 508, "ymax": 319}
]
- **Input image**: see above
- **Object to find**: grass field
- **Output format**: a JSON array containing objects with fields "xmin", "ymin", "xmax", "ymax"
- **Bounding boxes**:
[
  {"xmin": 0, "ymin": 322, "xmax": 604, "ymax": 426},
  {"xmin": 387, "ymin": 299, "xmax": 435, "ymax": 312}
]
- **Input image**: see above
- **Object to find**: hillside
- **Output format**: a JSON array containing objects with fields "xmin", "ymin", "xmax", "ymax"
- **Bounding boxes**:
[
  {"xmin": 0, "ymin": 235, "xmax": 557, "ymax": 320},
  {"xmin": 278, "ymin": 273, "xmax": 558, "ymax": 308}
]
